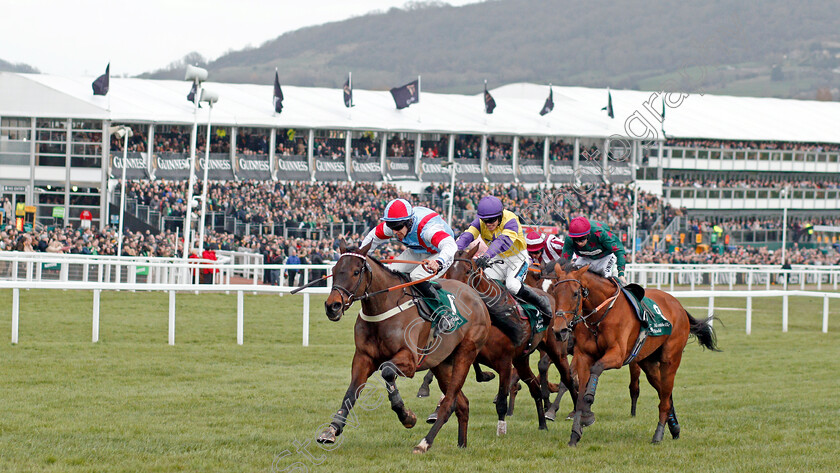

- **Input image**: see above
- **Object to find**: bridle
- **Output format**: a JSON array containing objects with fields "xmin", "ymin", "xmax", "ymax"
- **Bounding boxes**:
[
  {"xmin": 550, "ymin": 276, "xmax": 620, "ymax": 335},
  {"xmin": 329, "ymin": 252, "xmax": 372, "ymax": 314}
]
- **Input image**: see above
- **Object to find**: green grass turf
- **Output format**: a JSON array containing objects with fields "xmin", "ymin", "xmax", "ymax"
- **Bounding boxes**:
[{"xmin": 0, "ymin": 289, "xmax": 838, "ymax": 472}]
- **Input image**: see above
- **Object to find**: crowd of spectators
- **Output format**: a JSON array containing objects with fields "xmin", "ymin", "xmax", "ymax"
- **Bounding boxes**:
[
  {"xmin": 664, "ymin": 176, "xmax": 840, "ymax": 189},
  {"xmin": 665, "ymin": 139, "xmax": 840, "ymax": 153},
  {"xmin": 635, "ymin": 245, "xmax": 839, "ymax": 266}
]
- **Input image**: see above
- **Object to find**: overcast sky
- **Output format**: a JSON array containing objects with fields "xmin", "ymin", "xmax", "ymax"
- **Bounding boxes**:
[{"xmin": 3, "ymin": 0, "xmax": 481, "ymax": 77}]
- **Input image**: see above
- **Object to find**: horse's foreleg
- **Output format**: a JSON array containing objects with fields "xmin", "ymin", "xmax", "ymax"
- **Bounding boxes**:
[
  {"xmin": 583, "ymin": 348, "xmax": 625, "ymax": 406},
  {"xmin": 629, "ymin": 362, "xmax": 641, "ymax": 417},
  {"xmin": 512, "ymin": 356, "xmax": 547, "ymax": 431},
  {"xmin": 317, "ymin": 353, "xmax": 376, "ymax": 444},
  {"xmin": 416, "ymin": 371, "xmax": 434, "ymax": 398},
  {"xmin": 569, "ymin": 352, "xmax": 593, "ymax": 447},
  {"xmin": 542, "ymin": 332, "xmax": 578, "ymax": 417},
  {"xmin": 381, "ymin": 354, "xmax": 417, "ymax": 430},
  {"xmin": 537, "ymin": 352, "xmax": 552, "ymax": 410}
]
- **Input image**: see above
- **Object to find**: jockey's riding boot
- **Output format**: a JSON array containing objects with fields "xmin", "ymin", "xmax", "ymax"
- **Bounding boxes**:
[
  {"xmin": 516, "ymin": 285, "xmax": 552, "ymax": 326},
  {"xmin": 415, "ymin": 280, "xmax": 438, "ymax": 301}
]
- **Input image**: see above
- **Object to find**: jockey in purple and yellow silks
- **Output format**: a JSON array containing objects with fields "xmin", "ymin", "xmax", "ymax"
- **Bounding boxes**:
[
  {"xmin": 361, "ymin": 198, "xmax": 457, "ymax": 300},
  {"xmin": 455, "ymin": 195, "xmax": 552, "ymax": 323}
]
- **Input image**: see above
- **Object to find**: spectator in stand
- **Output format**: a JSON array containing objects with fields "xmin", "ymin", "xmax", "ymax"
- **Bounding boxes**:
[{"xmin": 285, "ymin": 247, "xmax": 302, "ymax": 287}]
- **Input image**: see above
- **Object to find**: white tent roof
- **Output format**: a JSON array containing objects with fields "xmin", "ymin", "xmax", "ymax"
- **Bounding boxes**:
[{"xmin": 2, "ymin": 72, "xmax": 839, "ymax": 143}]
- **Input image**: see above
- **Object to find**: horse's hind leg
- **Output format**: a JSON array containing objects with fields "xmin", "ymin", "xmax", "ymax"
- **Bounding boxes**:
[
  {"xmin": 380, "ymin": 359, "xmax": 417, "ymax": 429},
  {"xmin": 512, "ymin": 356, "xmax": 547, "ymax": 430},
  {"xmin": 667, "ymin": 395, "xmax": 680, "ymax": 439},
  {"xmin": 494, "ymin": 359, "xmax": 513, "ymax": 436},
  {"xmin": 506, "ymin": 371, "xmax": 520, "ymax": 416},
  {"xmin": 474, "ymin": 361, "xmax": 495, "ymax": 382},
  {"xmin": 629, "ymin": 362, "xmax": 641, "ymax": 417},
  {"xmin": 417, "ymin": 371, "xmax": 434, "ymax": 398},
  {"xmin": 537, "ymin": 352, "xmax": 552, "ymax": 410},
  {"xmin": 454, "ymin": 391, "xmax": 470, "ymax": 447}
]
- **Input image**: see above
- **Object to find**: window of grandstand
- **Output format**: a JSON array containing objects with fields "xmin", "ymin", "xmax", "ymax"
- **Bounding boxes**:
[
  {"xmin": 275, "ymin": 129, "xmax": 307, "ymax": 156},
  {"xmin": 454, "ymin": 135, "xmax": 480, "ymax": 159},
  {"xmin": 0, "ymin": 117, "xmax": 32, "ymax": 166},
  {"xmin": 384, "ymin": 133, "xmax": 416, "ymax": 159},
  {"xmin": 70, "ymin": 120, "xmax": 103, "ymax": 168},
  {"xmin": 486, "ymin": 136, "xmax": 512, "ymax": 160},
  {"xmin": 35, "ymin": 118, "xmax": 67, "ymax": 167},
  {"xmin": 350, "ymin": 131, "xmax": 380, "ymax": 158}
]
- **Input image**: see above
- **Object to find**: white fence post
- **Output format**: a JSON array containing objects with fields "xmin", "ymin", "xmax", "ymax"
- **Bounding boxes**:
[
  {"xmin": 92, "ymin": 289, "xmax": 100, "ymax": 343},
  {"xmin": 708, "ymin": 295, "xmax": 715, "ymax": 322},
  {"xmin": 302, "ymin": 293, "xmax": 310, "ymax": 347},
  {"xmin": 782, "ymin": 294, "xmax": 789, "ymax": 333},
  {"xmin": 12, "ymin": 287, "xmax": 20, "ymax": 344},
  {"xmin": 237, "ymin": 291, "xmax": 244, "ymax": 345},
  {"xmin": 823, "ymin": 295, "xmax": 829, "ymax": 334},
  {"xmin": 745, "ymin": 296, "xmax": 752, "ymax": 335},
  {"xmin": 168, "ymin": 290, "xmax": 176, "ymax": 345}
]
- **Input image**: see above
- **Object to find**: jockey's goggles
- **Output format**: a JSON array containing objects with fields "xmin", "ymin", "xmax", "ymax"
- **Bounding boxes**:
[
  {"xmin": 480, "ymin": 216, "xmax": 501, "ymax": 225},
  {"xmin": 572, "ymin": 235, "xmax": 589, "ymax": 243},
  {"xmin": 386, "ymin": 220, "xmax": 411, "ymax": 231}
]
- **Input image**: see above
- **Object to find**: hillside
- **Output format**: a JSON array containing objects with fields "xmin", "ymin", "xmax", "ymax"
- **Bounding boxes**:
[
  {"xmin": 139, "ymin": 0, "xmax": 840, "ymax": 100},
  {"xmin": 0, "ymin": 58, "xmax": 38, "ymax": 74}
]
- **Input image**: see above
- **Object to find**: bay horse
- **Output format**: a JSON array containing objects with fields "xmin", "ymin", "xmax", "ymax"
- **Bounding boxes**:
[
  {"xmin": 532, "ymin": 263, "xmax": 645, "ymax": 420},
  {"xmin": 436, "ymin": 245, "xmax": 578, "ymax": 435},
  {"xmin": 549, "ymin": 260, "xmax": 719, "ymax": 446},
  {"xmin": 317, "ymin": 241, "xmax": 490, "ymax": 454}
]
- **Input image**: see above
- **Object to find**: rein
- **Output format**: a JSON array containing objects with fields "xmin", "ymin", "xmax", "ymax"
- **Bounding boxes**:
[
  {"xmin": 551, "ymin": 277, "xmax": 621, "ymax": 334},
  {"xmin": 329, "ymin": 253, "xmax": 439, "ymax": 315}
]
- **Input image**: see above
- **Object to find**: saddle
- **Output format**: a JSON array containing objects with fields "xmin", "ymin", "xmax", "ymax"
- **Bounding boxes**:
[{"xmin": 620, "ymin": 283, "xmax": 649, "ymax": 327}]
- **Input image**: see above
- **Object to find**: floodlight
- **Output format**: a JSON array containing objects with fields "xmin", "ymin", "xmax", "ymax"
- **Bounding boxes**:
[
  {"xmin": 200, "ymin": 89, "xmax": 219, "ymax": 104},
  {"xmin": 185, "ymin": 65, "xmax": 208, "ymax": 83}
]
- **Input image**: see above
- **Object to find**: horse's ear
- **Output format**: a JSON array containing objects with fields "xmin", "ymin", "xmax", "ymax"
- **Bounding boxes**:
[
  {"xmin": 553, "ymin": 262, "xmax": 563, "ymax": 277},
  {"xmin": 575, "ymin": 265, "xmax": 590, "ymax": 278},
  {"xmin": 465, "ymin": 243, "xmax": 479, "ymax": 259},
  {"xmin": 359, "ymin": 242, "xmax": 371, "ymax": 256},
  {"xmin": 338, "ymin": 239, "xmax": 347, "ymax": 254}
]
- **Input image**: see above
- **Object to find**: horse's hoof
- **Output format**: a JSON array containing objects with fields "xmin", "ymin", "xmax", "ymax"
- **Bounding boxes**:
[
  {"xmin": 403, "ymin": 410, "xmax": 417, "ymax": 429},
  {"xmin": 477, "ymin": 372, "xmax": 495, "ymax": 383},
  {"xmin": 652, "ymin": 423, "xmax": 666, "ymax": 443},
  {"xmin": 497, "ymin": 420, "xmax": 507, "ymax": 436},
  {"xmin": 569, "ymin": 430, "xmax": 581, "ymax": 447},
  {"xmin": 316, "ymin": 425, "xmax": 337, "ymax": 444},
  {"xmin": 426, "ymin": 411, "xmax": 437, "ymax": 424},
  {"xmin": 565, "ymin": 410, "xmax": 575, "ymax": 421},
  {"xmin": 581, "ymin": 411, "xmax": 595, "ymax": 427},
  {"xmin": 538, "ymin": 424, "xmax": 548, "ymax": 431},
  {"xmin": 412, "ymin": 439, "xmax": 430, "ymax": 454},
  {"xmin": 417, "ymin": 386, "xmax": 430, "ymax": 398},
  {"xmin": 668, "ymin": 422, "xmax": 680, "ymax": 439},
  {"xmin": 544, "ymin": 409, "xmax": 556, "ymax": 422}
]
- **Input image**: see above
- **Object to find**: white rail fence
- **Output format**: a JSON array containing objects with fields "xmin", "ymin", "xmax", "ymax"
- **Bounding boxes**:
[{"xmin": 1, "ymin": 253, "xmax": 837, "ymax": 345}]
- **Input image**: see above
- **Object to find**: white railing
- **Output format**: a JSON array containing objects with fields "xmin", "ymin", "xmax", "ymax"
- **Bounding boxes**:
[{"xmin": 1, "ymin": 253, "xmax": 837, "ymax": 346}]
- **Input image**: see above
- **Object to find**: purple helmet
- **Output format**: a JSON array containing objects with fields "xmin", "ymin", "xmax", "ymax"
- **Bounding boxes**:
[{"xmin": 476, "ymin": 196, "xmax": 504, "ymax": 219}]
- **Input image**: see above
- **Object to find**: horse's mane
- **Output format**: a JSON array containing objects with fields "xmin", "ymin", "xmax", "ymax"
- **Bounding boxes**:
[
  {"xmin": 543, "ymin": 257, "xmax": 577, "ymax": 276},
  {"xmin": 345, "ymin": 246, "xmax": 409, "ymax": 282}
]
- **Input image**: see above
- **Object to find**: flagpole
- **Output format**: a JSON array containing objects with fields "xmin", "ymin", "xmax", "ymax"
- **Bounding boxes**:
[
  {"xmin": 182, "ymin": 81, "xmax": 202, "ymax": 268},
  {"xmin": 348, "ymin": 71, "xmax": 352, "ymax": 120},
  {"xmin": 198, "ymin": 102, "xmax": 213, "ymax": 256},
  {"xmin": 274, "ymin": 68, "xmax": 278, "ymax": 118},
  {"xmin": 417, "ymin": 75, "xmax": 421, "ymax": 123}
]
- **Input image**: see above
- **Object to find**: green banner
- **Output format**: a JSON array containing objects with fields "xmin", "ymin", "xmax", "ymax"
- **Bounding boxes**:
[
  {"xmin": 52, "ymin": 206, "xmax": 65, "ymax": 218},
  {"xmin": 136, "ymin": 266, "xmax": 149, "ymax": 276},
  {"xmin": 42, "ymin": 262, "xmax": 61, "ymax": 271}
]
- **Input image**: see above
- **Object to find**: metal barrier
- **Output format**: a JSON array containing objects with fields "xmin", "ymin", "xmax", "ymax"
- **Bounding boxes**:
[{"xmin": 1, "ymin": 253, "xmax": 836, "ymax": 346}]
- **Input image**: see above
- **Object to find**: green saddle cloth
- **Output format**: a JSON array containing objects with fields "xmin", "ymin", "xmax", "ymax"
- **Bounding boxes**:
[
  {"xmin": 491, "ymin": 279, "xmax": 547, "ymax": 335},
  {"xmin": 639, "ymin": 296, "xmax": 672, "ymax": 336},
  {"xmin": 422, "ymin": 287, "xmax": 467, "ymax": 335}
]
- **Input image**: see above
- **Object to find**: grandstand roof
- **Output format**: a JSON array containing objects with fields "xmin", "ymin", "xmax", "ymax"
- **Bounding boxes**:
[{"xmin": 2, "ymin": 72, "xmax": 840, "ymax": 143}]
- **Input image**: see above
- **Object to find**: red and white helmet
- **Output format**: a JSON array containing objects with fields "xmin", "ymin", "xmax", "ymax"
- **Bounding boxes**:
[
  {"xmin": 381, "ymin": 198, "xmax": 414, "ymax": 222},
  {"xmin": 525, "ymin": 231, "xmax": 547, "ymax": 253}
]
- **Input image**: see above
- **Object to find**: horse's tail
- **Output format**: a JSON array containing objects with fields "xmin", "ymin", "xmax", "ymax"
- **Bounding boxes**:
[{"xmin": 685, "ymin": 311, "xmax": 721, "ymax": 352}]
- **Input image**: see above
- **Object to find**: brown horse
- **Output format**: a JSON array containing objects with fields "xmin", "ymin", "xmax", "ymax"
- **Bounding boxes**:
[
  {"xmin": 549, "ymin": 260, "xmax": 719, "ymax": 446},
  {"xmin": 533, "ymin": 263, "xmax": 645, "ymax": 419},
  {"xmin": 438, "ymin": 246, "xmax": 577, "ymax": 435},
  {"xmin": 317, "ymin": 242, "xmax": 490, "ymax": 453}
]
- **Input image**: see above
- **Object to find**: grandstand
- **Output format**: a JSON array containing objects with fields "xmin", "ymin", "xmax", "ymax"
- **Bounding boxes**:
[{"xmin": 1, "ymin": 72, "xmax": 840, "ymax": 264}]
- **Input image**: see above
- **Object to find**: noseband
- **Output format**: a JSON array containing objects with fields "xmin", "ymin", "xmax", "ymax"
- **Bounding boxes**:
[
  {"xmin": 330, "ymin": 253, "xmax": 372, "ymax": 314},
  {"xmin": 551, "ymin": 278, "xmax": 589, "ymax": 325}
]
